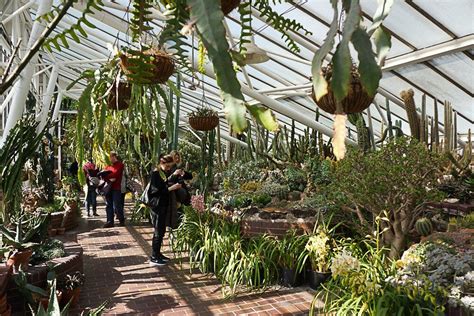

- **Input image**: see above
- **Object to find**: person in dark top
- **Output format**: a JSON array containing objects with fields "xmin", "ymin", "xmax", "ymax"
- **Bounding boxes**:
[
  {"xmin": 83, "ymin": 159, "xmax": 99, "ymax": 217},
  {"xmin": 167, "ymin": 151, "xmax": 193, "ymax": 229},
  {"xmin": 149, "ymin": 154, "xmax": 182, "ymax": 266}
]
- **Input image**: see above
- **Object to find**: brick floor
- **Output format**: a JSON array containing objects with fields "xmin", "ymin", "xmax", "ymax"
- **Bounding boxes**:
[{"xmin": 70, "ymin": 201, "xmax": 322, "ymax": 315}]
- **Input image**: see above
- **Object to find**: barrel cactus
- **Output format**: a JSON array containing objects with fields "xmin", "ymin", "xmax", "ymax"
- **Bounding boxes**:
[{"xmin": 415, "ymin": 217, "xmax": 433, "ymax": 237}]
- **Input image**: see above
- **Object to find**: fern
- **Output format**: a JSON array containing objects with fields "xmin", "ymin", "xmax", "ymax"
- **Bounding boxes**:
[
  {"xmin": 41, "ymin": 0, "xmax": 104, "ymax": 52},
  {"xmin": 130, "ymin": 0, "xmax": 155, "ymax": 42},
  {"xmin": 238, "ymin": 0, "xmax": 253, "ymax": 55},
  {"xmin": 158, "ymin": 0, "xmax": 193, "ymax": 74},
  {"xmin": 253, "ymin": 0, "xmax": 312, "ymax": 53}
]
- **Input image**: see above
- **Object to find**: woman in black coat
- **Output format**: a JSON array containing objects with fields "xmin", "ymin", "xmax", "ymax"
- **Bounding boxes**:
[{"xmin": 148, "ymin": 155, "xmax": 182, "ymax": 266}]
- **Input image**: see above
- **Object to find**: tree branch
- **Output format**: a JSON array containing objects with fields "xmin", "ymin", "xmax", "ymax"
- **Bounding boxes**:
[{"xmin": 0, "ymin": 0, "xmax": 75, "ymax": 95}]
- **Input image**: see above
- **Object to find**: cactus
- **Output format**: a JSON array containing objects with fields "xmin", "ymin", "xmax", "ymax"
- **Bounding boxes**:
[
  {"xmin": 348, "ymin": 113, "xmax": 371, "ymax": 152},
  {"xmin": 400, "ymin": 89, "xmax": 420, "ymax": 141},
  {"xmin": 415, "ymin": 217, "xmax": 433, "ymax": 237},
  {"xmin": 433, "ymin": 98, "xmax": 439, "ymax": 151}
]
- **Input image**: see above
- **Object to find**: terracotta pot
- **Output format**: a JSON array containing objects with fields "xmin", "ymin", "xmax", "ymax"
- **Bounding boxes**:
[
  {"xmin": 61, "ymin": 288, "xmax": 81, "ymax": 307},
  {"xmin": 119, "ymin": 48, "xmax": 175, "ymax": 84},
  {"xmin": 107, "ymin": 81, "xmax": 132, "ymax": 111},
  {"xmin": 311, "ymin": 64, "xmax": 374, "ymax": 114},
  {"xmin": 189, "ymin": 116, "xmax": 219, "ymax": 131},
  {"xmin": 56, "ymin": 227, "xmax": 66, "ymax": 235},
  {"xmin": 7, "ymin": 249, "xmax": 32, "ymax": 272}
]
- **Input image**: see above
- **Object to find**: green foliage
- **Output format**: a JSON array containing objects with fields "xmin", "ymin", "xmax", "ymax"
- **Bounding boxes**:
[
  {"xmin": 240, "ymin": 181, "xmax": 262, "ymax": 192},
  {"xmin": 251, "ymin": 193, "xmax": 271, "ymax": 208},
  {"xmin": 0, "ymin": 115, "xmax": 45, "ymax": 221},
  {"xmin": 332, "ymin": 137, "xmax": 447, "ymax": 257},
  {"xmin": 42, "ymin": 0, "xmax": 104, "ymax": 53},
  {"xmin": 284, "ymin": 166, "xmax": 306, "ymax": 192},
  {"xmin": 0, "ymin": 212, "xmax": 48, "ymax": 251},
  {"xmin": 129, "ymin": 0, "xmax": 154, "ymax": 42},
  {"xmin": 277, "ymin": 230, "xmax": 308, "ymax": 270},
  {"xmin": 457, "ymin": 212, "xmax": 474, "ymax": 229},
  {"xmin": 187, "ymin": 107, "xmax": 218, "ymax": 118},
  {"xmin": 30, "ymin": 239, "xmax": 66, "ymax": 265}
]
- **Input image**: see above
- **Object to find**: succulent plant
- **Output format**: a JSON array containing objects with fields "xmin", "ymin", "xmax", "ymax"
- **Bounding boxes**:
[{"xmin": 415, "ymin": 217, "xmax": 433, "ymax": 237}]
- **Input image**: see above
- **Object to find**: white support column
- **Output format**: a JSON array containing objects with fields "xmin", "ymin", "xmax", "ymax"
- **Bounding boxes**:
[
  {"xmin": 1, "ymin": 0, "xmax": 54, "ymax": 146},
  {"xmin": 49, "ymin": 90, "xmax": 63, "ymax": 134},
  {"xmin": 58, "ymin": 113, "xmax": 62, "ymax": 179},
  {"xmin": 38, "ymin": 65, "xmax": 58, "ymax": 132}
]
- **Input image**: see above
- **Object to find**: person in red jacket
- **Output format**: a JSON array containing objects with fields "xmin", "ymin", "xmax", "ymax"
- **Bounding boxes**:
[{"xmin": 103, "ymin": 151, "xmax": 125, "ymax": 228}]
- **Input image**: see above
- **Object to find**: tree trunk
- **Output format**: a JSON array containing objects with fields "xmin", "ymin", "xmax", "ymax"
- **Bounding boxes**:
[{"xmin": 389, "ymin": 232, "xmax": 406, "ymax": 259}]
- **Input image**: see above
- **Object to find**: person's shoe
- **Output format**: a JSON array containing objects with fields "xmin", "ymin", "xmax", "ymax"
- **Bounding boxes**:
[
  {"xmin": 158, "ymin": 254, "xmax": 171, "ymax": 262},
  {"xmin": 103, "ymin": 222, "xmax": 114, "ymax": 228},
  {"xmin": 93, "ymin": 212, "xmax": 99, "ymax": 216},
  {"xmin": 118, "ymin": 221, "xmax": 125, "ymax": 227},
  {"xmin": 87, "ymin": 213, "xmax": 91, "ymax": 218},
  {"xmin": 149, "ymin": 257, "xmax": 166, "ymax": 266}
]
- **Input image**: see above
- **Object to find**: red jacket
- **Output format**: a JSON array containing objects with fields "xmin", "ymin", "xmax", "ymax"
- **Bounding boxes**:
[{"xmin": 105, "ymin": 161, "xmax": 124, "ymax": 191}]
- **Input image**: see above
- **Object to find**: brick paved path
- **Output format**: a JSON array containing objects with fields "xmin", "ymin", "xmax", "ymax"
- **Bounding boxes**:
[{"xmin": 71, "ymin": 201, "xmax": 321, "ymax": 315}]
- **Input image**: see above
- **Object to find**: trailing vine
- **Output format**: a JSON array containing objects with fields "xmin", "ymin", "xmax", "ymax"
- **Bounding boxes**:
[
  {"xmin": 41, "ymin": 0, "xmax": 104, "ymax": 52},
  {"xmin": 130, "ymin": 0, "xmax": 155, "ymax": 42},
  {"xmin": 238, "ymin": 0, "xmax": 253, "ymax": 55}
]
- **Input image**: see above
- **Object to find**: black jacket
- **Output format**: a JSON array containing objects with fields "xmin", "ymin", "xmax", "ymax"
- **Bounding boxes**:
[{"xmin": 149, "ymin": 170, "xmax": 170, "ymax": 209}]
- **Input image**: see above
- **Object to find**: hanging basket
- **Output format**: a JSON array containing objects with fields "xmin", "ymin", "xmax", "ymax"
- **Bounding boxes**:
[
  {"xmin": 221, "ymin": 0, "xmax": 240, "ymax": 15},
  {"xmin": 119, "ymin": 48, "xmax": 175, "ymax": 84},
  {"xmin": 189, "ymin": 116, "xmax": 219, "ymax": 131},
  {"xmin": 107, "ymin": 81, "xmax": 132, "ymax": 110},
  {"xmin": 311, "ymin": 64, "xmax": 374, "ymax": 114}
]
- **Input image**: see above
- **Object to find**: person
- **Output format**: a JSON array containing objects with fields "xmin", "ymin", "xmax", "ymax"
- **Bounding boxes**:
[
  {"xmin": 83, "ymin": 159, "xmax": 99, "ymax": 217},
  {"xmin": 103, "ymin": 152, "xmax": 125, "ymax": 228},
  {"xmin": 148, "ymin": 154, "xmax": 182, "ymax": 265},
  {"xmin": 167, "ymin": 151, "xmax": 193, "ymax": 229}
]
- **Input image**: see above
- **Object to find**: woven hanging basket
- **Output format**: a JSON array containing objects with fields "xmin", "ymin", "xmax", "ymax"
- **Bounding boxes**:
[
  {"xmin": 221, "ymin": 0, "xmax": 240, "ymax": 15},
  {"xmin": 189, "ymin": 116, "xmax": 219, "ymax": 131},
  {"xmin": 312, "ymin": 64, "xmax": 374, "ymax": 114},
  {"xmin": 107, "ymin": 81, "xmax": 132, "ymax": 110},
  {"xmin": 119, "ymin": 48, "xmax": 175, "ymax": 84}
]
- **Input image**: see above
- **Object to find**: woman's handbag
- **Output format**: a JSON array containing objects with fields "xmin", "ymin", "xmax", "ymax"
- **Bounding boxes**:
[
  {"xmin": 97, "ymin": 180, "xmax": 111, "ymax": 196},
  {"xmin": 175, "ymin": 187, "xmax": 191, "ymax": 205},
  {"xmin": 139, "ymin": 182, "xmax": 160, "ymax": 208}
]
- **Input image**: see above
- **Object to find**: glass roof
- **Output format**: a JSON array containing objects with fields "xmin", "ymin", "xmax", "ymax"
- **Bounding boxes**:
[{"xmin": 5, "ymin": 0, "xmax": 471, "ymax": 144}]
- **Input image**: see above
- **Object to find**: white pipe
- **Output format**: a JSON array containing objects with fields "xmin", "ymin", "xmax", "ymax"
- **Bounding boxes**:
[
  {"xmin": 34, "ymin": 65, "xmax": 53, "ymax": 77},
  {"xmin": 38, "ymin": 65, "xmax": 58, "ymax": 132},
  {"xmin": 0, "ymin": 89, "xmax": 14, "ymax": 113},
  {"xmin": 1, "ymin": 0, "xmax": 54, "ymax": 147},
  {"xmin": 51, "ymin": 90, "xmax": 63, "ymax": 124},
  {"xmin": 1, "ymin": 0, "xmax": 35, "ymax": 25}
]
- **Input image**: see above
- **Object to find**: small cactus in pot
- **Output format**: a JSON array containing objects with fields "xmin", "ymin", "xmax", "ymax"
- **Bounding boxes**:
[{"xmin": 415, "ymin": 217, "xmax": 433, "ymax": 237}]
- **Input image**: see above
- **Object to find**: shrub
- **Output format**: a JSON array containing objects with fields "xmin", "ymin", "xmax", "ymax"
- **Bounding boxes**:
[
  {"xmin": 284, "ymin": 166, "xmax": 306, "ymax": 192},
  {"xmin": 30, "ymin": 239, "xmax": 66, "ymax": 265},
  {"xmin": 332, "ymin": 137, "xmax": 446, "ymax": 258}
]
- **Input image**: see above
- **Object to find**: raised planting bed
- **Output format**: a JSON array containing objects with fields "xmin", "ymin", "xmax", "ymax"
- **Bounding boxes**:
[
  {"xmin": 6, "ymin": 241, "xmax": 83, "ymax": 313},
  {"xmin": 213, "ymin": 206, "xmax": 318, "ymax": 238}
]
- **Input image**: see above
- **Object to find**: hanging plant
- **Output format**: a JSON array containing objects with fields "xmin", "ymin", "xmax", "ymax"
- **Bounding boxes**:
[
  {"xmin": 188, "ymin": 107, "xmax": 219, "ymax": 131},
  {"xmin": 311, "ymin": 64, "xmax": 374, "ymax": 115},
  {"xmin": 119, "ymin": 47, "xmax": 175, "ymax": 84},
  {"xmin": 107, "ymin": 81, "xmax": 132, "ymax": 110},
  {"xmin": 310, "ymin": 0, "xmax": 393, "ymax": 160}
]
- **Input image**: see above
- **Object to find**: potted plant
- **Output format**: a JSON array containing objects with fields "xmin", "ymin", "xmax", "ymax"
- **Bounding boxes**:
[
  {"xmin": 277, "ymin": 230, "xmax": 308, "ymax": 287},
  {"xmin": 1, "ymin": 214, "xmax": 46, "ymax": 272},
  {"xmin": 59, "ymin": 271, "xmax": 85, "ymax": 308},
  {"xmin": 301, "ymin": 229, "xmax": 334, "ymax": 289},
  {"xmin": 188, "ymin": 107, "xmax": 219, "ymax": 131}
]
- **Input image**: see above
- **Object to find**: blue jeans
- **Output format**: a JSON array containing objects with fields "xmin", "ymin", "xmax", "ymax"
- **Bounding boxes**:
[
  {"xmin": 85, "ymin": 186, "xmax": 97, "ymax": 215},
  {"xmin": 105, "ymin": 190, "xmax": 125, "ymax": 224}
]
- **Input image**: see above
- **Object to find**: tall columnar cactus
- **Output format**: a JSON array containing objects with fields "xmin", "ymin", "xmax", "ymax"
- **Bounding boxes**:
[
  {"xmin": 400, "ymin": 89, "xmax": 421, "ymax": 141},
  {"xmin": 348, "ymin": 113, "xmax": 371, "ymax": 152},
  {"xmin": 433, "ymin": 99, "xmax": 439, "ymax": 151},
  {"xmin": 444, "ymin": 101, "xmax": 453, "ymax": 152}
]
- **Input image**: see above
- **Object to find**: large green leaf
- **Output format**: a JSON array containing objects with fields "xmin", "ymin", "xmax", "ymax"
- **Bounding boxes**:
[
  {"xmin": 351, "ymin": 27, "xmax": 381, "ymax": 97},
  {"xmin": 373, "ymin": 26, "xmax": 392, "ymax": 65},
  {"xmin": 311, "ymin": 0, "xmax": 338, "ymax": 101},
  {"xmin": 188, "ymin": 0, "xmax": 248, "ymax": 132},
  {"xmin": 367, "ymin": 0, "xmax": 394, "ymax": 35},
  {"xmin": 247, "ymin": 105, "xmax": 279, "ymax": 131},
  {"xmin": 331, "ymin": 0, "xmax": 361, "ymax": 103}
]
